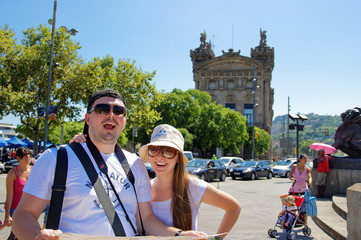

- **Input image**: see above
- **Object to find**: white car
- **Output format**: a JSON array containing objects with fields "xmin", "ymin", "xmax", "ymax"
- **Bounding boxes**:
[{"xmin": 218, "ymin": 156, "xmax": 245, "ymax": 176}]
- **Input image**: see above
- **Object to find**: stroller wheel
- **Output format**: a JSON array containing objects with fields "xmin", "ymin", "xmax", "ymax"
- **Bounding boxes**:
[
  {"xmin": 268, "ymin": 229, "xmax": 277, "ymax": 238},
  {"xmin": 303, "ymin": 226, "xmax": 312, "ymax": 236}
]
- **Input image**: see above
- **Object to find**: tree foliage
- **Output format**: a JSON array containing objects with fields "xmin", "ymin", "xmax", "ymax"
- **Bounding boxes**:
[
  {"xmin": 0, "ymin": 25, "xmax": 161, "ymax": 153},
  {"xmin": 150, "ymin": 89, "xmax": 249, "ymax": 157}
]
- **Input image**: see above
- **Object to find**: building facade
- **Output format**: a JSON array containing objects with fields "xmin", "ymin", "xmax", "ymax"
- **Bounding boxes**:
[{"xmin": 190, "ymin": 30, "xmax": 274, "ymax": 134}]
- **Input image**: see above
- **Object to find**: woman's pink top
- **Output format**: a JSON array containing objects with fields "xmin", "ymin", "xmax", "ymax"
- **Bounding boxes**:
[
  {"xmin": 292, "ymin": 166, "xmax": 308, "ymax": 193},
  {"xmin": 10, "ymin": 166, "xmax": 27, "ymax": 209}
]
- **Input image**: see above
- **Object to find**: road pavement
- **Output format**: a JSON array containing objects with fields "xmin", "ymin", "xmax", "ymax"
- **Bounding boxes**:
[{"xmin": 0, "ymin": 173, "xmax": 332, "ymax": 239}]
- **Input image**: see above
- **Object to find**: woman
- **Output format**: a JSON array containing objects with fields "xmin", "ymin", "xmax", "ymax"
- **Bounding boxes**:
[
  {"xmin": 289, "ymin": 154, "xmax": 312, "ymax": 195},
  {"xmin": 3, "ymin": 147, "xmax": 32, "ymax": 230},
  {"xmin": 72, "ymin": 124, "xmax": 241, "ymax": 239}
]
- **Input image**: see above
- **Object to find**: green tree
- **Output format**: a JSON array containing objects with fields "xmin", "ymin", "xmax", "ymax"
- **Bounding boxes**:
[
  {"xmin": 244, "ymin": 126, "xmax": 271, "ymax": 156},
  {"xmin": 0, "ymin": 25, "xmax": 161, "ymax": 153}
]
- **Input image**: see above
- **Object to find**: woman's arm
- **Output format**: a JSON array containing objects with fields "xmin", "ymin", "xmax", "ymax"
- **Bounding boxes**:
[
  {"xmin": 307, "ymin": 167, "xmax": 312, "ymax": 187},
  {"xmin": 201, "ymin": 184, "xmax": 241, "ymax": 239},
  {"xmin": 289, "ymin": 165, "xmax": 296, "ymax": 181},
  {"xmin": 4, "ymin": 169, "xmax": 15, "ymax": 226}
]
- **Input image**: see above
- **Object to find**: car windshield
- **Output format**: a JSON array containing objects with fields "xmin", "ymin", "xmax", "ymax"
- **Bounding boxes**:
[
  {"xmin": 187, "ymin": 160, "xmax": 208, "ymax": 168},
  {"xmin": 184, "ymin": 152, "xmax": 193, "ymax": 160},
  {"xmin": 278, "ymin": 160, "xmax": 294, "ymax": 166},
  {"xmin": 237, "ymin": 161, "xmax": 257, "ymax": 167},
  {"xmin": 218, "ymin": 158, "xmax": 230, "ymax": 164}
]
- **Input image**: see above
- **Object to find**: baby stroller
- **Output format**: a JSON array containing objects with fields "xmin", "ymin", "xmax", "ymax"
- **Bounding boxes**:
[{"xmin": 268, "ymin": 191, "xmax": 312, "ymax": 239}]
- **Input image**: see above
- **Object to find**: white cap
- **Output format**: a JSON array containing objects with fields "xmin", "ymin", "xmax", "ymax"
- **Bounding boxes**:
[{"xmin": 139, "ymin": 124, "xmax": 188, "ymax": 165}]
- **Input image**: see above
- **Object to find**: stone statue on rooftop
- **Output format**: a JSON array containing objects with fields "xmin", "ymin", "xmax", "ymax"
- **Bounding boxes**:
[{"xmin": 260, "ymin": 28, "xmax": 267, "ymax": 46}]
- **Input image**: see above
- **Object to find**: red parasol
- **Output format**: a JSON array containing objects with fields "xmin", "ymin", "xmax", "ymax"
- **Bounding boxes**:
[{"xmin": 310, "ymin": 143, "xmax": 337, "ymax": 154}]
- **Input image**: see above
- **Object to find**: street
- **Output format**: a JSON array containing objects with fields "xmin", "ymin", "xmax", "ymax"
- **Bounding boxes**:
[{"xmin": 0, "ymin": 173, "xmax": 331, "ymax": 239}]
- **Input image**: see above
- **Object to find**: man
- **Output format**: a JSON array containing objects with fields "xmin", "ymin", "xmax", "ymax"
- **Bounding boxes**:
[
  {"xmin": 12, "ymin": 89, "xmax": 207, "ymax": 239},
  {"xmin": 315, "ymin": 149, "xmax": 329, "ymax": 198}
]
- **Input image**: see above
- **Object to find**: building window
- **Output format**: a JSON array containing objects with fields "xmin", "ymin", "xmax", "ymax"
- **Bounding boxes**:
[
  {"xmin": 209, "ymin": 80, "xmax": 217, "ymax": 90},
  {"xmin": 225, "ymin": 103, "xmax": 236, "ymax": 111},
  {"xmin": 244, "ymin": 103, "xmax": 254, "ymax": 126},
  {"xmin": 227, "ymin": 81, "xmax": 235, "ymax": 90},
  {"xmin": 245, "ymin": 80, "xmax": 253, "ymax": 89}
]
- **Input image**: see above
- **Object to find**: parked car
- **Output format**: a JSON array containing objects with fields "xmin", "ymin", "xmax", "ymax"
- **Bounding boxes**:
[
  {"xmin": 229, "ymin": 160, "xmax": 273, "ymax": 180},
  {"xmin": 183, "ymin": 151, "xmax": 194, "ymax": 161},
  {"xmin": 0, "ymin": 161, "xmax": 5, "ymax": 174},
  {"xmin": 144, "ymin": 161, "xmax": 156, "ymax": 179},
  {"xmin": 4, "ymin": 159, "xmax": 19, "ymax": 173},
  {"xmin": 259, "ymin": 159, "xmax": 274, "ymax": 167},
  {"xmin": 272, "ymin": 159, "xmax": 297, "ymax": 178},
  {"xmin": 218, "ymin": 157, "xmax": 245, "ymax": 176},
  {"xmin": 186, "ymin": 159, "xmax": 227, "ymax": 182}
]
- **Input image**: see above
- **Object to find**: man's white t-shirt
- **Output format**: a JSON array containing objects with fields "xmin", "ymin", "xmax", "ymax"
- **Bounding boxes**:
[
  {"xmin": 150, "ymin": 176, "xmax": 207, "ymax": 230},
  {"xmin": 23, "ymin": 142, "xmax": 151, "ymax": 236}
]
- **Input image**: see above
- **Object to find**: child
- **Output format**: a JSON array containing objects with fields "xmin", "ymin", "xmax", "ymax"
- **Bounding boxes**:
[{"xmin": 279, "ymin": 195, "xmax": 298, "ymax": 229}]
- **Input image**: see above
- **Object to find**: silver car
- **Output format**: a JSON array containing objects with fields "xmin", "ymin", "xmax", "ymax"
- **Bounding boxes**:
[
  {"xmin": 272, "ymin": 159, "xmax": 297, "ymax": 178},
  {"xmin": 218, "ymin": 157, "xmax": 245, "ymax": 176}
]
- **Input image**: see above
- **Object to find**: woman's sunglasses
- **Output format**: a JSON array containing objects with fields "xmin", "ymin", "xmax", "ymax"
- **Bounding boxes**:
[
  {"xmin": 89, "ymin": 103, "xmax": 126, "ymax": 117},
  {"xmin": 148, "ymin": 146, "xmax": 178, "ymax": 159}
]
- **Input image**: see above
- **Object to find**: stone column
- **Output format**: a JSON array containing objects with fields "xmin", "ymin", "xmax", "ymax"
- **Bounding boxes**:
[{"xmin": 347, "ymin": 183, "xmax": 361, "ymax": 240}]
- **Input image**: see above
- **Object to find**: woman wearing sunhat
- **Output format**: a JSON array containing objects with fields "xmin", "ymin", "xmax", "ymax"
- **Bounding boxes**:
[{"xmin": 138, "ymin": 124, "xmax": 241, "ymax": 239}]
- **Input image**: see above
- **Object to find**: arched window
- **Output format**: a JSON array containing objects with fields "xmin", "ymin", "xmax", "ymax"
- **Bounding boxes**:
[
  {"xmin": 209, "ymin": 80, "xmax": 217, "ymax": 90},
  {"xmin": 227, "ymin": 80, "xmax": 235, "ymax": 90}
]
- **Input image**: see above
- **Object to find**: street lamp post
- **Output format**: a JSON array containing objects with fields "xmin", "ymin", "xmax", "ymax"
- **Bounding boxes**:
[
  {"xmin": 252, "ymin": 67, "xmax": 258, "ymax": 159},
  {"xmin": 288, "ymin": 113, "xmax": 308, "ymax": 158},
  {"xmin": 43, "ymin": 0, "xmax": 57, "ymax": 150}
]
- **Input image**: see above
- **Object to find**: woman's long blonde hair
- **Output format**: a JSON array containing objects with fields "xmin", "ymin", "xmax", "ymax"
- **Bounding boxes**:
[{"xmin": 171, "ymin": 152, "xmax": 192, "ymax": 230}]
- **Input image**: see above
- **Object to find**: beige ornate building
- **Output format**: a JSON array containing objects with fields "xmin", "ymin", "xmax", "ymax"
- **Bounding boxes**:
[{"xmin": 190, "ymin": 30, "xmax": 274, "ymax": 134}]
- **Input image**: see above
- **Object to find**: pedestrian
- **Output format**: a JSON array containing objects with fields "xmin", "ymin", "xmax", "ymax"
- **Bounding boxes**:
[
  {"xmin": 212, "ymin": 154, "xmax": 217, "ymax": 160},
  {"xmin": 289, "ymin": 154, "xmax": 312, "ymax": 195},
  {"xmin": 315, "ymin": 149, "xmax": 329, "ymax": 198},
  {"xmin": 71, "ymin": 124, "xmax": 241, "ymax": 239},
  {"xmin": 12, "ymin": 89, "xmax": 207, "ymax": 240},
  {"xmin": 3, "ymin": 147, "xmax": 32, "ymax": 239}
]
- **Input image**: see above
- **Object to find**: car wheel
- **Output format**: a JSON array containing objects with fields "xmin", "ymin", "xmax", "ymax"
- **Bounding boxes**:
[
  {"xmin": 285, "ymin": 171, "xmax": 290, "ymax": 178},
  {"xmin": 220, "ymin": 173, "xmax": 226, "ymax": 182},
  {"xmin": 200, "ymin": 174, "xmax": 206, "ymax": 181},
  {"xmin": 250, "ymin": 172, "xmax": 256, "ymax": 180},
  {"xmin": 267, "ymin": 171, "xmax": 273, "ymax": 179}
]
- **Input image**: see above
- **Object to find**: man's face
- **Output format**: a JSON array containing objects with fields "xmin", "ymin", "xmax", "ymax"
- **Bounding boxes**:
[{"xmin": 85, "ymin": 97, "xmax": 127, "ymax": 145}]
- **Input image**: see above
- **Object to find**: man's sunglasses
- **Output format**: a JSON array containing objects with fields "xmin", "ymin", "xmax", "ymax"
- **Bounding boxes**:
[
  {"xmin": 148, "ymin": 146, "xmax": 178, "ymax": 159},
  {"xmin": 89, "ymin": 104, "xmax": 126, "ymax": 117}
]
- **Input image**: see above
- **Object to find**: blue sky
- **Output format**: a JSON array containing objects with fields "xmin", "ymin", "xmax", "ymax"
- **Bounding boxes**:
[{"xmin": 1, "ymin": 0, "xmax": 360, "ymax": 126}]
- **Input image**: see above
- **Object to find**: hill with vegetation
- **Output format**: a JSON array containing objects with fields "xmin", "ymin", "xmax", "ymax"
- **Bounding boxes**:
[{"xmin": 272, "ymin": 113, "xmax": 342, "ymax": 145}]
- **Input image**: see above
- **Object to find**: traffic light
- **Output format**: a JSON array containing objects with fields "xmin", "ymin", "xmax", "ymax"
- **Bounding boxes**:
[{"xmin": 325, "ymin": 129, "xmax": 329, "ymax": 136}]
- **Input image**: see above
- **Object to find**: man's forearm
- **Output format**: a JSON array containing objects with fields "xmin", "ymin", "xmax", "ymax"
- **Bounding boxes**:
[
  {"xmin": 143, "ymin": 214, "xmax": 180, "ymax": 236},
  {"xmin": 12, "ymin": 210, "xmax": 42, "ymax": 240}
]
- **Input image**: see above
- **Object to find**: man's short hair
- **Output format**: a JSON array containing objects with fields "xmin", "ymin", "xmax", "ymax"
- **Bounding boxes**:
[{"xmin": 84, "ymin": 89, "xmax": 127, "ymax": 134}]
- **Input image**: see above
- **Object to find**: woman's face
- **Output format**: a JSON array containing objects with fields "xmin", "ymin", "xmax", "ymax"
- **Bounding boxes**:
[
  {"xmin": 300, "ymin": 156, "xmax": 308, "ymax": 164},
  {"xmin": 148, "ymin": 146, "xmax": 179, "ymax": 177},
  {"xmin": 19, "ymin": 152, "xmax": 31, "ymax": 164}
]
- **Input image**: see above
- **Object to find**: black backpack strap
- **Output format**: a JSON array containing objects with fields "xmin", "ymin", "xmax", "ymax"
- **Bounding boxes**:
[
  {"xmin": 69, "ymin": 142, "xmax": 126, "ymax": 236},
  {"xmin": 114, "ymin": 145, "xmax": 145, "ymax": 236},
  {"xmin": 46, "ymin": 146, "xmax": 68, "ymax": 229}
]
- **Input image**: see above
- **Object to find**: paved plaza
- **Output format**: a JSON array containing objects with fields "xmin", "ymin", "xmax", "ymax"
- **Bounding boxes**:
[{"xmin": 0, "ymin": 174, "xmax": 332, "ymax": 239}]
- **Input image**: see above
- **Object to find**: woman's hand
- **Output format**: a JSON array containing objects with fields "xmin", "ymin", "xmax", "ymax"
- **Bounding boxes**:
[
  {"xmin": 180, "ymin": 230, "xmax": 209, "ymax": 239},
  {"xmin": 35, "ymin": 229, "xmax": 62, "ymax": 240},
  {"xmin": 69, "ymin": 133, "xmax": 87, "ymax": 144},
  {"xmin": 3, "ymin": 216, "xmax": 12, "ymax": 226}
]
